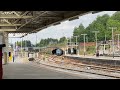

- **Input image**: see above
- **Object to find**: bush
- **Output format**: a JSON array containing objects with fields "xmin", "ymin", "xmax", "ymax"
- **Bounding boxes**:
[{"xmin": 86, "ymin": 46, "xmax": 95, "ymax": 54}]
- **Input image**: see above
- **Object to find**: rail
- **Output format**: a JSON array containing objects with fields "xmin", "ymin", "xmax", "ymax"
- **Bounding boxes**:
[{"xmin": 33, "ymin": 55, "xmax": 120, "ymax": 78}]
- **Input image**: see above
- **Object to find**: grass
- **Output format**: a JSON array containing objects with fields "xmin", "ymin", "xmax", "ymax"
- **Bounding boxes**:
[
  {"xmin": 79, "ymin": 46, "xmax": 96, "ymax": 55},
  {"xmin": 86, "ymin": 46, "xmax": 96, "ymax": 54}
]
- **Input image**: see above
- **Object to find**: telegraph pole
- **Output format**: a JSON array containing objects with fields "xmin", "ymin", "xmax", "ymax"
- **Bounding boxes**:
[
  {"xmin": 116, "ymin": 34, "xmax": 120, "ymax": 50},
  {"xmin": 109, "ymin": 40, "xmax": 112, "ymax": 55},
  {"xmin": 81, "ymin": 34, "xmax": 87, "ymax": 56},
  {"xmin": 109, "ymin": 27, "xmax": 117, "ymax": 58},
  {"xmin": 105, "ymin": 34, "xmax": 106, "ymax": 41},
  {"xmin": 92, "ymin": 31, "xmax": 99, "ymax": 55}
]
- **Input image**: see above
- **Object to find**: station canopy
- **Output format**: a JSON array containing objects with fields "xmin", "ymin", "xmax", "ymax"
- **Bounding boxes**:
[{"xmin": 0, "ymin": 11, "xmax": 101, "ymax": 35}]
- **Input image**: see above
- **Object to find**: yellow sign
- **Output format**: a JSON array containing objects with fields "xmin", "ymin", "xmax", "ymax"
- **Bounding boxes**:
[{"xmin": 9, "ymin": 53, "xmax": 12, "ymax": 62}]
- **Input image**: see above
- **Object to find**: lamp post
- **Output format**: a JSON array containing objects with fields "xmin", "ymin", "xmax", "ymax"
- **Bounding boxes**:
[
  {"xmin": 81, "ymin": 34, "xmax": 87, "ymax": 56},
  {"xmin": 36, "ymin": 33, "xmax": 37, "ymax": 47},
  {"xmin": 66, "ymin": 38, "xmax": 69, "ymax": 54},
  {"xmin": 21, "ymin": 37, "xmax": 23, "ymax": 57},
  {"xmin": 92, "ymin": 31, "xmax": 99, "ymax": 55},
  {"xmin": 70, "ymin": 36, "xmax": 72, "ymax": 54},
  {"xmin": 109, "ymin": 27, "xmax": 117, "ymax": 58},
  {"xmin": 14, "ymin": 38, "xmax": 17, "ymax": 61},
  {"xmin": 103, "ymin": 34, "xmax": 107, "ymax": 55}
]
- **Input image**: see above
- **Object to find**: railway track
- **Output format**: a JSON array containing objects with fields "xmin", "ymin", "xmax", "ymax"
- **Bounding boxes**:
[{"xmin": 35, "ymin": 55, "xmax": 120, "ymax": 78}]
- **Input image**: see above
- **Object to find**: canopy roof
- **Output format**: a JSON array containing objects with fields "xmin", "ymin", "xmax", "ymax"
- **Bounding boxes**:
[{"xmin": 0, "ymin": 11, "xmax": 101, "ymax": 34}]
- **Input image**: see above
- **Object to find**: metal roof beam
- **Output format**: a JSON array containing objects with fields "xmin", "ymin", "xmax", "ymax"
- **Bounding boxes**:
[
  {"xmin": 0, "ymin": 29, "xmax": 16, "ymax": 31},
  {"xmin": 2, "ymin": 19, "xmax": 12, "ymax": 24},
  {"xmin": 31, "ymin": 11, "xmax": 91, "ymax": 33},
  {"xmin": 0, "ymin": 15, "xmax": 33, "ymax": 19},
  {"xmin": 12, "ymin": 11, "xmax": 20, "ymax": 16},
  {"xmin": 0, "ymin": 24, "xmax": 21, "ymax": 26},
  {"xmin": 7, "ymin": 31, "xmax": 32, "ymax": 33},
  {"xmin": 16, "ymin": 11, "xmax": 48, "ymax": 31},
  {"xmin": 38, "ymin": 16, "xmax": 63, "ymax": 19},
  {"xmin": 13, "ymin": 11, "xmax": 30, "ymax": 24}
]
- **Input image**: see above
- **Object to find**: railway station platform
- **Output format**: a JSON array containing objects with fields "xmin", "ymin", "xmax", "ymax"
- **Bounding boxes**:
[
  {"xmin": 65, "ymin": 55, "xmax": 120, "ymax": 67},
  {"xmin": 2, "ymin": 57, "xmax": 87, "ymax": 79}
]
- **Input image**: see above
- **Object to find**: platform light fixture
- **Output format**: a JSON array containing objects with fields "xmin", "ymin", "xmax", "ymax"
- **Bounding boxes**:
[
  {"xmin": 53, "ymin": 22, "xmax": 61, "ymax": 26},
  {"xmin": 69, "ymin": 16, "xmax": 79, "ymax": 21},
  {"xmin": 92, "ymin": 11, "xmax": 102, "ymax": 14}
]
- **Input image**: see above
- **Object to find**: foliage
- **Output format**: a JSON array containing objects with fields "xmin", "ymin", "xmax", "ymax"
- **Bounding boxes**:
[
  {"xmin": 59, "ymin": 37, "xmax": 67, "ymax": 43},
  {"xmin": 72, "ymin": 12, "xmax": 120, "ymax": 42},
  {"xmin": 16, "ymin": 40, "xmax": 32, "ymax": 47},
  {"xmin": 38, "ymin": 38, "xmax": 58, "ymax": 47},
  {"xmin": 15, "ymin": 11, "xmax": 120, "ymax": 52}
]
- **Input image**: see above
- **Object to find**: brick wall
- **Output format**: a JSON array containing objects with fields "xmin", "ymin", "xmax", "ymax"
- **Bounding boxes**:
[{"xmin": 80, "ymin": 42, "xmax": 96, "ymax": 47}]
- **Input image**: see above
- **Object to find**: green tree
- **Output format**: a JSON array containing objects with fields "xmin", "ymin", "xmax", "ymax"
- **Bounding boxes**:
[
  {"xmin": 16, "ymin": 40, "xmax": 32, "ymax": 47},
  {"xmin": 85, "ymin": 14, "xmax": 110, "ymax": 41},
  {"xmin": 59, "ymin": 37, "xmax": 67, "ymax": 43},
  {"xmin": 73, "ymin": 24, "xmax": 85, "ymax": 42}
]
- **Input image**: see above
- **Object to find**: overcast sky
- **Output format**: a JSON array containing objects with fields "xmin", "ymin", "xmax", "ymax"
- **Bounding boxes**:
[{"xmin": 9, "ymin": 11, "xmax": 116, "ymax": 44}]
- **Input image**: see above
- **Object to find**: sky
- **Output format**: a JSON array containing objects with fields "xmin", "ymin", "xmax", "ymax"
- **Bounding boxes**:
[{"xmin": 9, "ymin": 11, "xmax": 116, "ymax": 44}]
